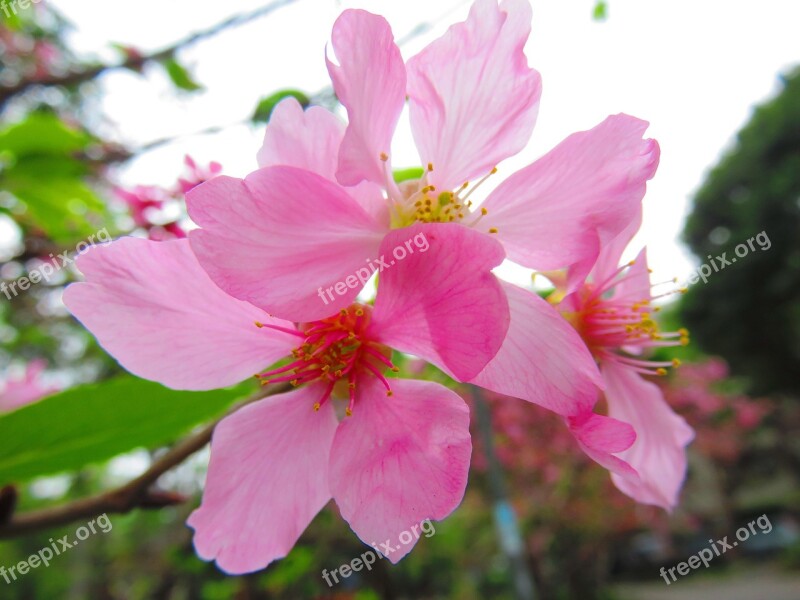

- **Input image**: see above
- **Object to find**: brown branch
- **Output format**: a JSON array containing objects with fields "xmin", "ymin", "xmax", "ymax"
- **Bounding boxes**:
[
  {"xmin": 0, "ymin": 383, "xmax": 290, "ymax": 539},
  {"xmin": 0, "ymin": 0, "xmax": 299, "ymax": 108}
]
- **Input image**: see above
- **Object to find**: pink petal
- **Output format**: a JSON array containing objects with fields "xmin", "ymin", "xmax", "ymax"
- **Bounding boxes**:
[
  {"xmin": 611, "ymin": 247, "xmax": 652, "ymax": 305},
  {"xmin": 406, "ymin": 0, "xmax": 542, "ymax": 192},
  {"xmin": 327, "ymin": 9, "xmax": 406, "ymax": 187},
  {"xmin": 187, "ymin": 168, "xmax": 387, "ymax": 322},
  {"xmin": 470, "ymin": 282, "xmax": 603, "ymax": 415},
  {"xmin": 256, "ymin": 97, "xmax": 345, "ymax": 181},
  {"xmin": 603, "ymin": 361, "xmax": 695, "ymax": 510},
  {"xmin": 330, "ymin": 378, "xmax": 470, "ymax": 563},
  {"xmin": 589, "ymin": 210, "xmax": 642, "ymax": 285},
  {"xmin": 188, "ymin": 384, "xmax": 339, "ymax": 574},
  {"xmin": 566, "ymin": 410, "xmax": 639, "ymax": 480},
  {"xmin": 369, "ymin": 223, "xmax": 509, "ymax": 381},
  {"xmin": 480, "ymin": 114, "xmax": 660, "ymax": 282},
  {"xmin": 63, "ymin": 238, "xmax": 297, "ymax": 391}
]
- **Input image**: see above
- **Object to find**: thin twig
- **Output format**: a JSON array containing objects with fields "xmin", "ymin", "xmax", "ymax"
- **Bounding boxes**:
[
  {"xmin": 0, "ymin": 0, "xmax": 299, "ymax": 108},
  {"xmin": 0, "ymin": 383, "xmax": 290, "ymax": 539}
]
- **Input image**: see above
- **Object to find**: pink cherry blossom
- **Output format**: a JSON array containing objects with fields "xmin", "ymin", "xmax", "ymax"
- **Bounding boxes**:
[
  {"xmin": 0, "ymin": 361, "xmax": 59, "ymax": 414},
  {"xmin": 556, "ymin": 237, "xmax": 695, "ymax": 510},
  {"xmin": 63, "ymin": 224, "xmax": 521, "ymax": 573},
  {"xmin": 187, "ymin": 0, "xmax": 659, "ymax": 323}
]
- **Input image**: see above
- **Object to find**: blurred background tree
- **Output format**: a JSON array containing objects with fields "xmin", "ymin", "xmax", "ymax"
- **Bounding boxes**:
[{"xmin": 682, "ymin": 67, "xmax": 800, "ymax": 398}]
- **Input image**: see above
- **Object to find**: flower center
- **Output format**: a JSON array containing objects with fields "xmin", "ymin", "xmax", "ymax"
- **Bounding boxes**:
[
  {"xmin": 256, "ymin": 305, "xmax": 397, "ymax": 415},
  {"xmin": 388, "ymin": 164, "xmax": 498, "ymax": 234},
  {"xmin": 562, "ymin": 263, "xmax": 690, "ymax": 377}
]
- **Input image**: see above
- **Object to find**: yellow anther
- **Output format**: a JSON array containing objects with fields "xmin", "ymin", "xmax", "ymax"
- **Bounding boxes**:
[
  {"xmin": 391, "ymin": 366, "xmax": 400, "ymax": 372},
  {"xmin": 380, "ymin": 152, "xmax": 388, "ymax": 161},
  {"xmin": 656, "ymin": 368, "xmax": 667, "ymax": 376},
  {"xmin": 490, "ymin": 167, "xmax": 498, "ymax": 174},
  {"xmin": 678, "ymin": 328, "xmax": 689, "ymax": 336},
  {"xmin": 488, "ymin": 227, "xmax": 498, "ymax": 234},
  {"xmin": 313, "ymin": 403, "xmax": 321, "ymax": 411},
  {"xmin": 386, "ymin": 390, "xmax": 393, "ymax": 397},
  {"xmin": 672, "ymin": 358, "xmax": 682, "ymax": 367},
  {"xmin": 355, "ymin": 308, "xmax": 365, "ymax": 316},
  {"xmin": 481, "ymin": 207, "xmax": 488, "ymax": 215},
  {"xmin": 346, "ymin": 407, "xmax": 353, "ymax": 416},
  {"xmin": 427, "ymin": 162, "xmax": 434, "ymax": 171},
  {"xmin": 254, "ymin": 321, "xmax": 263, "ymax": 328},
  {"xmin": 290, "ymin": 379, "xmax": 299, "ymax": 387}
]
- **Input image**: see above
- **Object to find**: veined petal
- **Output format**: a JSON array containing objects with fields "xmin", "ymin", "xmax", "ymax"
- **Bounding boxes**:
[
  {"xmin": 407, "ymin": 0, "xmax": 542, "ymax": 192},
  {"xmin": 327, "ymin": 9, "xmax": 406, "ymax": 186},
  {"xmin": 603, "ymin": 361, "xmax": 695, "ymax": 510},
  {"xmin": 63, "ymin": 238, "xmax": 297, "ymax": 391},
  {"xmin": 256, "ymin": 97, "xmax": 345, "ymax": 181},
  {"xmin": 566, "ymin": 410, "xmax": 639, "ymax": 480},
  {"xmin": 480, "ymin": 114, "xmax": 659, "ymax": 283},
  {"xmin": 369, "ymin": 223, "xmax": 509, "ymax": 381},
  {"xmin": 188, "ymin": 384, "xmax": 339, "ymax": 574},
  {"xmin": 187, "ymin": 168, "xmax": 387, "ymax": 322},
  {"xmin": 330, "ymin": 378, "xmax": 470, "ymax": 563},
  {"xmin": 471, "ymin": 282, "xmax": 603, "ymax": 415}
]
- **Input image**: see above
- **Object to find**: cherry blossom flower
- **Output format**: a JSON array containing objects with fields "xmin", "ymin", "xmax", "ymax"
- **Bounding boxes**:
[
  {"xmin": 64, "ymin": 224, "xmax": 541, "ymax": 573},
  {"xmin": 187, "ymin": 0, "xmax": 659, "ymax": 325},
  {"xmin": 555, "ymin": 230, "xmax": 695, "ymax": 510}
]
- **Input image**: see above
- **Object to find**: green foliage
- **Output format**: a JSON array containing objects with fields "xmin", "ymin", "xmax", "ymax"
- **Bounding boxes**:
[
  {"xmin": 160, "ymin": 56, "xmax": 203, "ymax": 91},
  {"xmin": 393, "ymin": 166, "xmax": 425, "ymax": 183},
  {"xmin": 681, "ymin": 67, "xmax": 800, "ymax": 396},
  {"xmin": 252, "ymin": 89, "xmax": 310, "ymax": 123},
  {"xmin": 0, "ymin": 112, "xmax": 108, "ymax": 243},
  {"xmin": 0, "ymin": 377, "xmax": 254, "ymax": 485},
  {"xmin": 593, "ymin": 1, "xmax": 608, "ymax": 20}
]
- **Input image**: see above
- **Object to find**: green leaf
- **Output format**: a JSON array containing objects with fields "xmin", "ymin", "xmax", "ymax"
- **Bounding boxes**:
[
  {"xmin": 2, "ymin": 157, "xmax": 107, "ymax": 243},
  {"xmin": 0, "ymin": 112, "xmax": 92, "ymax": 159},
  {"xmin": 593, "ymin": 1, "xmax": 608, "ymax": 20},
  {"xmin": 0, "ymin": 377, "xmax": 254, "ymax": 485},
  {"xmin": 393, "ymin": 167, "xmax": 424, "ymax": 183},
  {"xmin": 161, "ymin": 57, "xmax": 203, "ymax": 91},
  {"xmin": 252, "ymin": 90, "xmax": 310, "ymax": 123}
]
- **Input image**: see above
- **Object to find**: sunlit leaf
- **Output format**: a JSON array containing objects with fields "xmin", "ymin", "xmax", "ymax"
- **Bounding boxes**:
[
  {"xmin": 252, "ymin": 90, "xmax": 310, "ymax": 123},
  {"xmin": 0, "ymin": 377, "xmax": 255, "ymax": 485},
  {"xmin": 161, "ymin": 57, "xmax": 203, "ymax": 91},
  {"xmin": 393, "ymin": 167, "xmax": 424, "ymax": 183}
]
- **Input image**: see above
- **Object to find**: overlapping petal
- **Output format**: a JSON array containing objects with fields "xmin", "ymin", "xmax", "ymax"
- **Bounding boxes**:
[
  {"xmin": 407, "ymin": 0, "xmax": 542, "ymax": 191},
  {"xmin": 63, "ymin": 238, "xmax": 297, "ymax": 390},
  {"xmin": 189, "ymin": 384, "xmax": 339, "ymax": 573},
  {"xmin": 187, "ymin": 168, "xmax": 388, "ymax": 322},
  {"xmin": 603, "ymin": 361, "xmax": 695, "ymax": 510},
  {"xmin": 330, "ymin": 378, "xmax": 471, "ymax": 563},
  {"xmin": 470, "ymin": 282, "xmax": 603, "ymax": 415},
  {"xmin": 327, "ymin": 9, "xmax": 406, "ymax": 187},
  {"xmin": 480, "ymin": 114, "xmax": 659, "ymax": 284},
  {"xmin": 369, "ymin": 223, "xmax": 509, "ymax": 381},
  {"xmin": 566, "ymin": 410, "xmax": 639, "ymax": 480},
  {"xmin": 256, "ymin": 97, "xmax": 345, "ymax": 180}
]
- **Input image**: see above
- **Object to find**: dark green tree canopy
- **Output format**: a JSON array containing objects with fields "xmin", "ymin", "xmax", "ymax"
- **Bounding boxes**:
[{"xmin": 682, "ymin": 67, "xmax": 800, "ymax": 396}]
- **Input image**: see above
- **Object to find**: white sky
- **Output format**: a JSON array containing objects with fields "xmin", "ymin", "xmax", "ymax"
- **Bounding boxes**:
[{"xmin": 49, "ymin": 0, "xmax": 800, "ymax": 284}]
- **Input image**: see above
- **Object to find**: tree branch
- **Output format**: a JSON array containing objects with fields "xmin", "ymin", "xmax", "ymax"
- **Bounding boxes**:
[
  {"xmin": 0, "ymin": 382, "xmax": 290, "ymax": 539},
  {"xmin": 0, "ymin": 0, "xmax": 299, "ymax": 108}
]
